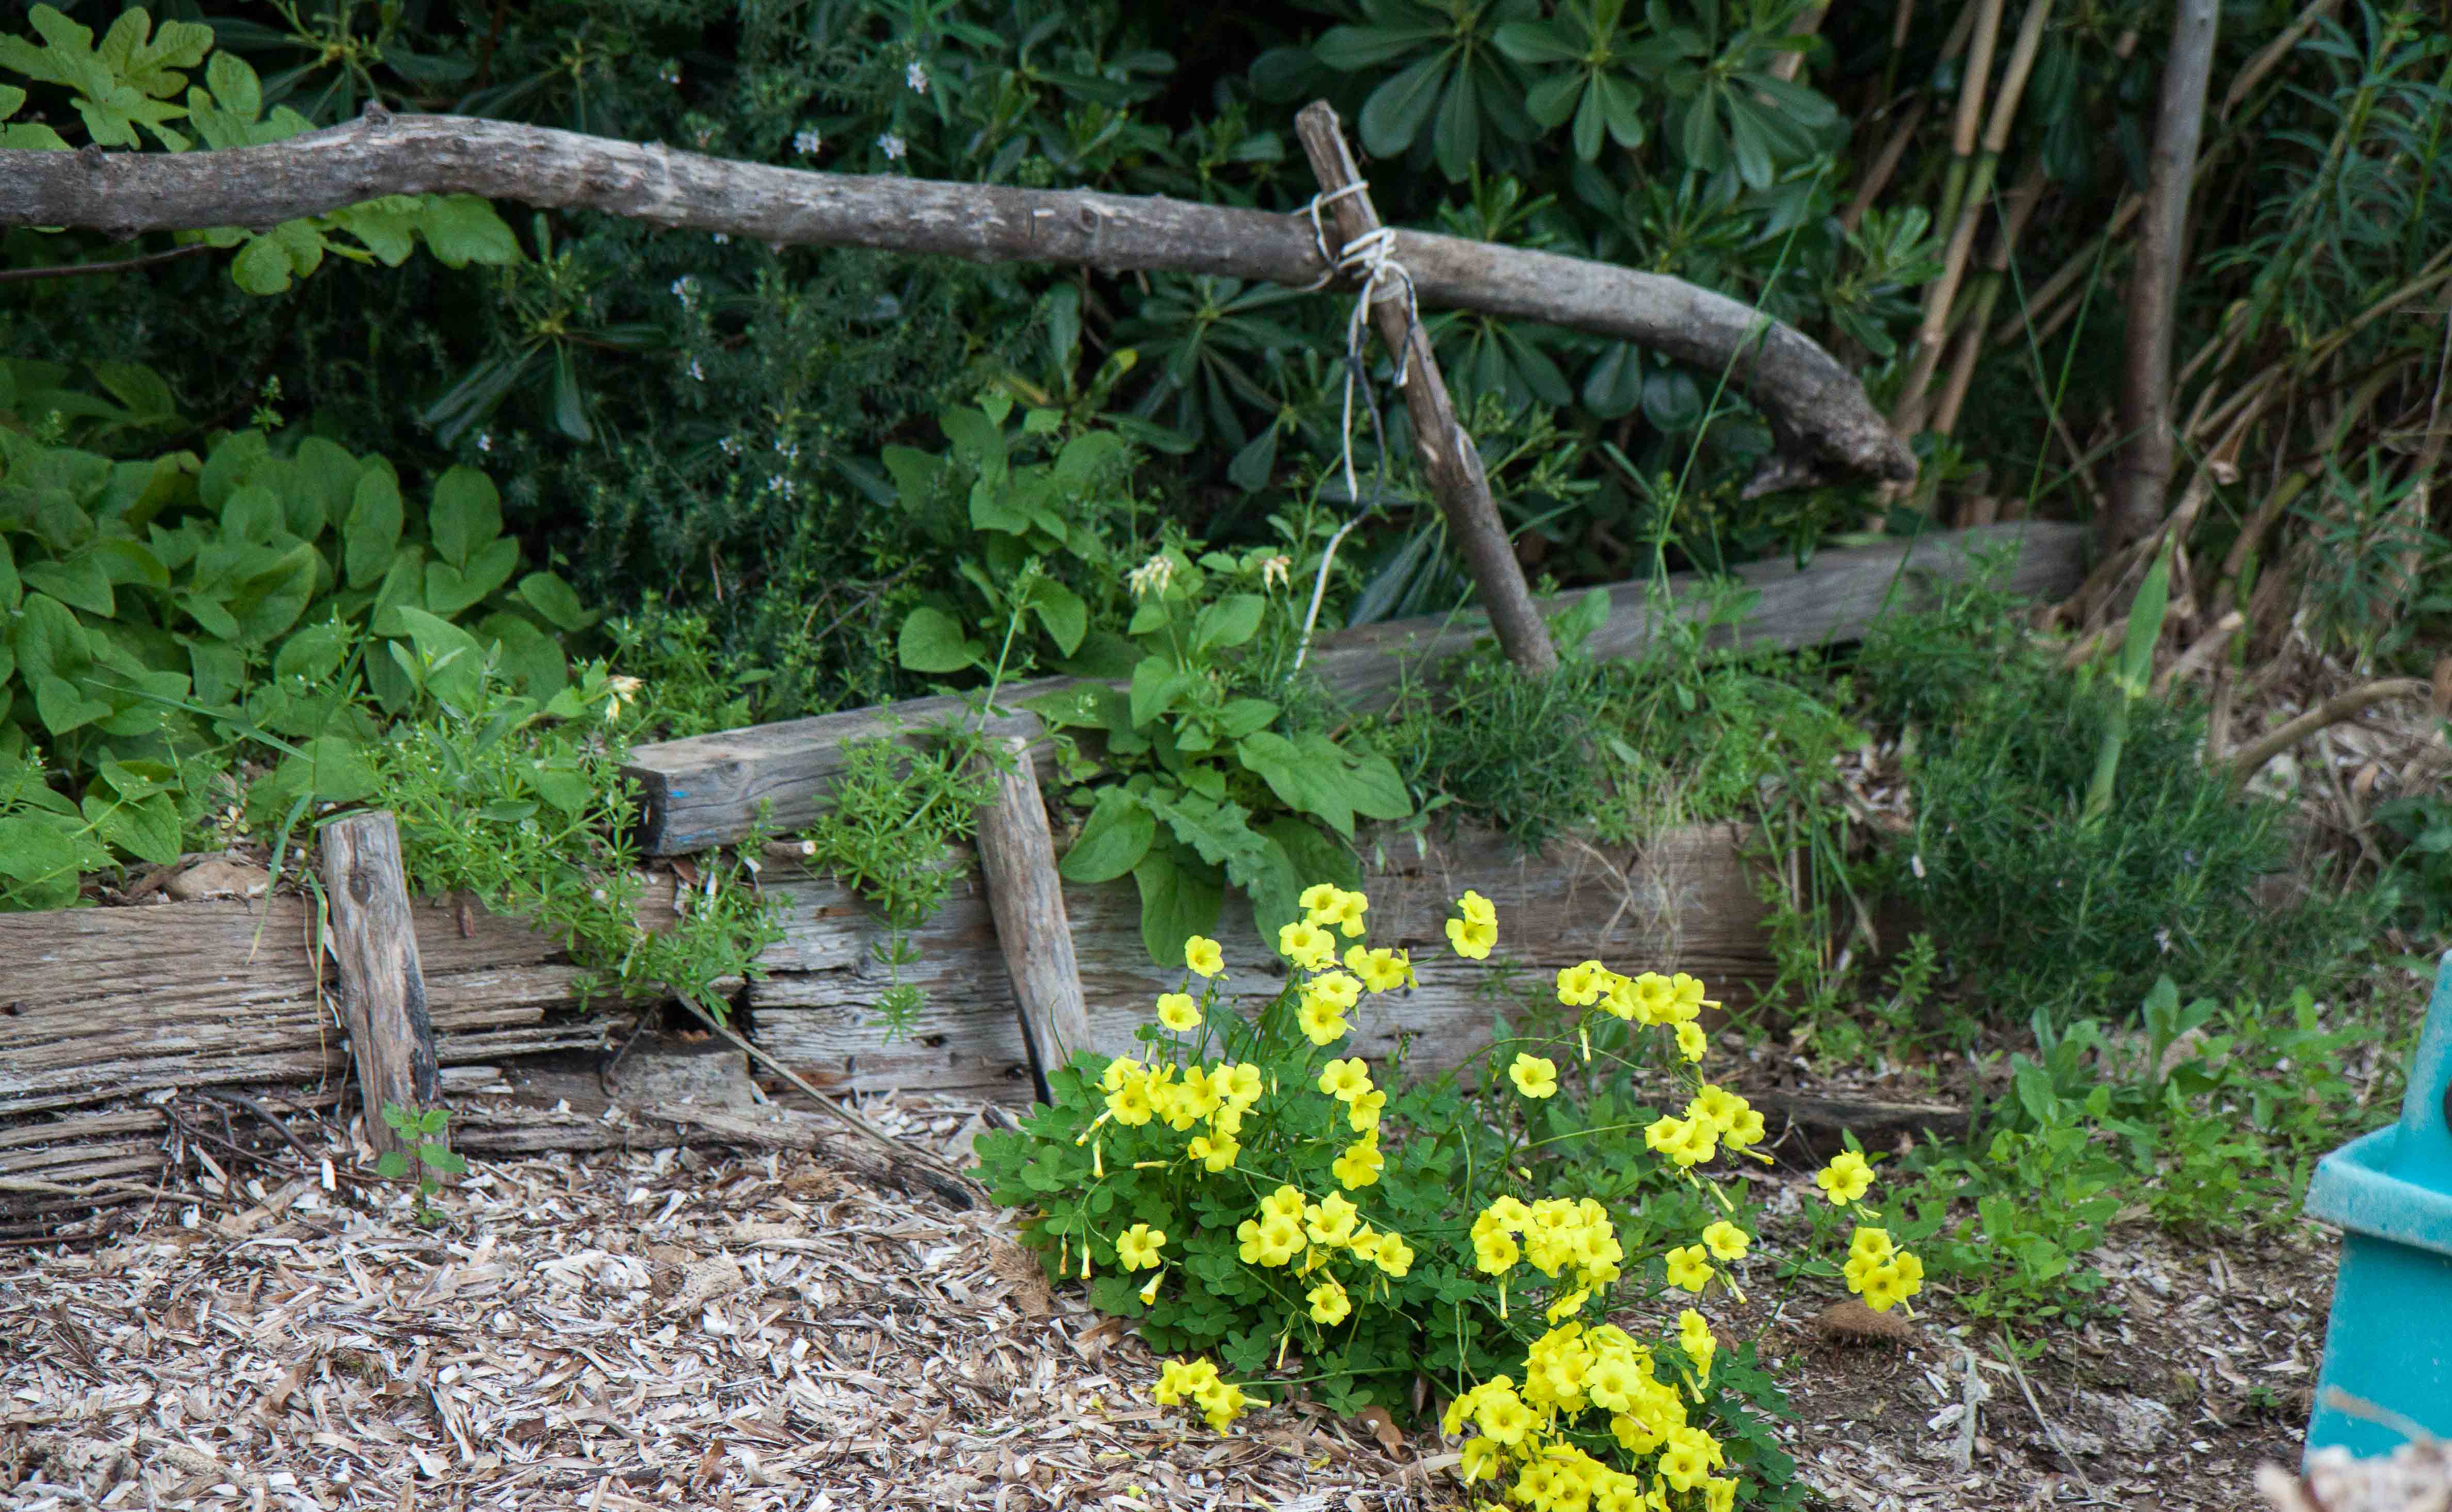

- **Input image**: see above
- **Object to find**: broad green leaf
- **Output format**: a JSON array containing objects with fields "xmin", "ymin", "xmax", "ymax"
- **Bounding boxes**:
[
  {"xmin": 229, "ymin": 541, "xmax": 319, "ymax": 644},
  {"xmin": 1133, "ymin": 842, "xmax": 1224, "ymax": 967},
  {"xmin": 425, "ymin": 535, "xmax": 519, "ymax": 615},
  {"xmin": 203, "ymin": 49, "xmax": 259, "ymax": 120},
  {"xmin": 85, "ymin": 789, "xmax": 181, "ymax": 864},
  {"xmin": 0, "ymin": 814, "xmax": 82, "ymax": 887},
  {"xmin": 1128, "ymin": 655, "xmax": 1193, "ymax": 727},
  {"xmin": 273, "ymin": 617, "xmax": 350, "ymax": 684},
  {"xmin": 1059, "ymin": 787, "xmax": 1155, "ymax": 884},
  {"xmin": 428, "ymin": 466, "xmax": 501, "ymax": 570},
  {"xmin": 343, "ymin": 467, "xmax": 403, "ymax": 589},
  {"xmin": 517, "ymin": 571, "xmax": 596, "ymax": 632},
  {"xmin": 1191, "ymin": 593, "xmax": 1266, "ymax": 652},
  {"xmin": 896, "ymin": 607, "xmax": 982, "ymax": 673},
  {"xmin": 1029, "ymin": 580, "xmax": 1088, "ymax": 656},
  {"xmin": 1315, "ymin": 22, "xmax": 1446, "ymax": 71},
  {"xmin": 288, "ymin": 437, "xmax": 359, "ymax": 537},
  {"xmin": 522, "ymin": 760, "xmax": 593, "ymax": 817},
  {"xmin": 1237, "ymin": 730, "xmax": 1352, "ymax": 834},
  {"xmin": 476, "ymin": 611, "xmax": 568, "ymax": 697},
  {"xmin": 20, "ymin": 554, "xmax": 114, "ymax": 616},
  {"xmin": 419, "ymin": 196, "xmax": 521, "ymax": 268},
  {"xmin": 33, "ymin": 673, "xmax": 111, "ymax": 734},
  {"xmin": 1358, "ymin": 51, "xmax": 1448, "ymax": 160}
]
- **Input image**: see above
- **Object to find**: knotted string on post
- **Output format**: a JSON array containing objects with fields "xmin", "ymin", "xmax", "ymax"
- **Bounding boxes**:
[{"xmin": 1290, "ymin": 182, "xmax": 1425, "ymax": 672}]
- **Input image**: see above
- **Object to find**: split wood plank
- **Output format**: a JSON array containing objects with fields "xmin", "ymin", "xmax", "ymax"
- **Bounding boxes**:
[
  {"xmin": 318, "ymin": 811, "xmax": 443, "ymax": 1159},
  {"xmin": 748, "ymin": 821, "xmax": 1774, "ymax": 1103},
  {"xmin": 971, "ymin": 736, "xmax": 1093, "ymax": 1098},
  {"xmin": 623, "ymin": 520, "xmax": 2088, "ymax": 854},
  {"xmin": 0, "ymin": 892, "xmax": 623, "ymax": 1119},
  {"xmin": 1295, "ymin": 102, "xmax": 1556, "ymax": 677}
]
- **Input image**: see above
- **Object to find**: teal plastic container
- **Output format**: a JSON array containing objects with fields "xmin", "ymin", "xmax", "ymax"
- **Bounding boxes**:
[{"xmin": 2302, "ymin": 952, "xmax": 2452, "ymax": 1456}]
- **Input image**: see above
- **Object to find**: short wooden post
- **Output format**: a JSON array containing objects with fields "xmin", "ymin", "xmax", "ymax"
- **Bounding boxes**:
[
  {"xmin": 973, "ymin": 737, "xmax": 1093, "ymax": 1101},
  {"xmin": 1294, "ymin": 101, "xmax": 1559, "ymax": 678},
  {"xmin": 319, "ymin": 810, "xmax": 444, "ymax": 1160}
]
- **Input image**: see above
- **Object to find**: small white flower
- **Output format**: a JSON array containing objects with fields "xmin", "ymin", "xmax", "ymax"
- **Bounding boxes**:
[
  {"xmin": 1261, "ymin": 554, "xmax": 1292, "ymax": 591},
  {"xmin": 476, "ymin": 432, "xmax": 493, "ymax": 453},
  {"xmin": 685, "ymin": 359, "xmax": 705, "ymax": 382},
  {"xmin": 718, "ymin": 435, "xmax": 741, "ymax": 458},
  {"xmin": 877, "ymin": 132, "xmax": 906, "ymax": 161},
  {"xmin": 711, "ymin": 232, "xmax": 730, "ymax": 245},
  {"xmin": 769, "ymin": 474, "xmax": 795, "ymax": 498},
  {"xmin": 906, "ymin": 60, "xmax": 930, "ymax": 95},
  {"xmin": 794, "ymin": 128, "xmax": 822, "ymax": 156},
  {"xmin": 1126, "ymin": 554, "xmax": 1175, "ymax": 600},
  {"xmin": 671, "ymin": 275, "xmax": 698, "ymax": 305},
  {"xmin": 779, "ymin": 440, "xmax": 800, "ymax": 463},
  {"xmin": 658, "ymin": 61, "xmax": 681, "ymax": 86}
]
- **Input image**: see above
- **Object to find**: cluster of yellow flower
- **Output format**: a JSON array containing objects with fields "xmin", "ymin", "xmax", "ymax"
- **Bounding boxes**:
[
  {"xmin": 1555, "ymin": 958, "xmax": 1718, "ymax": 1061},
  {"xmin": 1442, "ymin": 1312, "xmax": 1738, "ymax": 1511},
  {"xmin": 1640, "ymin": 1082, "xmax": 1769, "ymax": 1172},
  {"xmin": 1445, "ymin": 888, "xmax": 1499, "ymax": 958},
  {"xmin": 1814, "ymin": 1151, "xmax": 1926, "ymax": 1312},
  {"xmin": 1094, "ymin": 1052, "xmax": 1263, "ymax": 1172},
  {"xmin": 1469, "ymin": 1195, "xmax": 1627, "ymax": 1315},
  {"xmin": 1234, "ymin": 1182, "xmax": 1419, "ymax": 1325},
  {"xmin": 1152, "ymin": 1357, "xmax": 1250, "ymax": 1432},
  {"xmin": 1275, "ymin": 885, "xmax": 1417, "ymax": 1046}
]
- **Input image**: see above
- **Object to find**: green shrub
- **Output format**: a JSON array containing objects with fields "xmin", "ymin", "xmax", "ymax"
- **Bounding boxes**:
[{"xmin": 1852, "ymin": 595, "xmax": 2373, "ymax": 1020}]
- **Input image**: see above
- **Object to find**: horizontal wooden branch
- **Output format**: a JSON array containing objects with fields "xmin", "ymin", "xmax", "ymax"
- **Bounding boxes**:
[
  {"xmin": 624, "ymin": 521, "xmax": 2087, "ymax": 855},
  {"xmin": 0, "ymin": 112, "xmax": 1909, "ymax": 483}
]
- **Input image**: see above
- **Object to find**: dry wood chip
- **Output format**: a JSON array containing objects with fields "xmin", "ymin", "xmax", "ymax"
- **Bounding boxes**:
[{"xmin": 0, "ymin": 1102, "xmax": 1433, "ymax": 1511}]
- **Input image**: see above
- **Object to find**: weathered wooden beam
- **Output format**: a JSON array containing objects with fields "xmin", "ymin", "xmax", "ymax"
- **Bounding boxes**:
[
  {"xmin": 1295, "ymin": 102, "xmax": 1556, "ymax": 678},
  {"xmin": 0, "ymin": 113, "xmax": 1908, "ymax": 484},
  {"xmin": 623, "ymin": 521, "xmax": 2088, "ymax": 854},
  {"xmin": 317, "ymin": 811, "xmax": 444, "ymax": 1160},
  {"xmin": 750, "ymin": 821, "xmax": 1776, "ymax": 1102},
  {"xmin": 972, "ymin": 737, "xmax": 1094, "ymax": 1098}
]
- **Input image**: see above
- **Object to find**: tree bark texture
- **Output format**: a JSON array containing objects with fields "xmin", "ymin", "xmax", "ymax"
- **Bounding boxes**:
[
  {"xmin": 0, "ymin": 112, "xmax": 1913, "ymax": 484},
  {"xmin": 1294, "ymin": 102, "xmax": 1558, "ymax": 678},
  {"xmin": 2109, "ymin": 0, "xmax": 2221, "ymax": 549},
  {"xmin": 316, "ymin": 810, "xmax": 443, "ymax": 1160},
  {"xmin": 971, "ymin": 736, "xmax": 1093, "ymax": 1099}
]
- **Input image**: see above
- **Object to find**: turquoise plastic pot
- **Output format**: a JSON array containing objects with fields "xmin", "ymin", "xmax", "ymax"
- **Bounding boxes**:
[{"xmin": 2302, "ymin": 952, "xmax": 2452, "ymax": 1457}]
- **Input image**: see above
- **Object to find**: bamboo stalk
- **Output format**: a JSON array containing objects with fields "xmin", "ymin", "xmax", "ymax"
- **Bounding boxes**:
[
  {"xmin": 2107, "ymin": 0, "xmax": 2223, "ymax": 550},
  {"xmin": 1931, "ymin": 158, "xmax": 2048, "ymax": 436},
  {"xmin": 1892, "ymin": 0, "xmax": 2050, "ymax": 435}
]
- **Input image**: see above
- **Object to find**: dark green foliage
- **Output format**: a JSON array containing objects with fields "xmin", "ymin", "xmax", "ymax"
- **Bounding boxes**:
[{"xmin": 1854, "ymin": 598, "xmax": 2374, "ymax": 1020}]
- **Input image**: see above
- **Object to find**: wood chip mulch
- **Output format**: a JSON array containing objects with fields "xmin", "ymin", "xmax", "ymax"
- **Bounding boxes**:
[{"xmin": 0, "ymin": 1113, "xmax": 1435, "ymax": 1512}]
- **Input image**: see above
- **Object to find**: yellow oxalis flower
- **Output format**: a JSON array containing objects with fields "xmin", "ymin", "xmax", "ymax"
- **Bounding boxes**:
[
  {"xmin": 1304, "ymin": 1192, "xmax": 1360, "ymax": 1247},
  {"xmin": 1674, "ymin": 1020, "xmax": 1708, "ymax": 1062},
  {"xmin": 1508, "ymin": 1053, "xmax": 1559, "ymax": 1099},
  {"xmin": 1346, "ymin": 1086, "xmax": 1386, "ymax": 1133},
  {"xmin": 1700, "ymin": 1220, "xmax": 1750, "ymax": 1262},
  {"xmin": 1346, "ymin": 944, "xmax": 1412, "ymax": 992},
  {"xmin": 1555, "ymin": 960, "xmax": 1606, "ymax": 1006},
  {"xmin": 1457, "ymin": 889, "xmax": 1496, "ymax": 926},
  {"xmin": 1459, "ymin": 1436, "xmax": 1505, "ymax": 1483},
  {"xmin": 1116, "ymin": 1223, "xmax": 1166, "ymax": 1270},
  {"xmin": 1815, "ymin": 1150, "xmax": 1875, "ymax": 1205},
  {"xmin": 1183, "ymin": 935, "xmax": 1225, "ymax": 978},
  {"xmin": 1152, "ymin": 1357, "xmax": 1218, "ymax": 1407},
  {"xmin": 1297, "ymin": 993, "xmax": 1349, "ymax": 1046},
  {"xmin": 1316, "ymin": 1057, "xmax": 1372, "ymax": 1102},
  {"xmin": 1663, "ymin": 1244, "xmax": 1713, "ymax": 1293},
  {"xmin": 1306, "ymin": 1277, "xmax": 1352, "ymax": 1325},
  {"xmin": 1444, "ymin": 915, "xmax": 1496, "ymax": 960},
  {"xmin": 1322, "ymin": 887, "xmax": 1369, "ymax": 937},
  {"xmin": 1848, "ymin": 1226, "xmax": 1895, "ymax": 1264},
  {"xmin": 1307, "ymin": 970, "xmax": 1362, "ymax": 1011},
  {"xmin": 1371, "ymin": 1231, "xmax": 1414, "ymax": 1277},
  {"xmin": 1277, "ymin": 919, "xmax": 1336, "ymax": 970},
  {"xmin": 1298, "ymin": 882, "xmax": 1345, "ymax": 920},
  {"xmin": 1155, "ymin": 992, "xmax": 1201, "ymax": 1032},
  {"xmin": 1331, "ymin": 1134, "xmax": 1384, "ymax": 1189},
  {"xmin": 1688, "ymin": 1083, "xmax": 1747, "ymax": 1132}
]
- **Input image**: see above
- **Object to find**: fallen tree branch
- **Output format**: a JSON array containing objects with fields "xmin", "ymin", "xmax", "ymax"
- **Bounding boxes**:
[
  {"xmin": 0, "ymin": 111, "xmax": 1913, "ymax": 484},
  {"xmin": 2228, "ymin": 679, "xmax": 2431, "ymax": 791}
]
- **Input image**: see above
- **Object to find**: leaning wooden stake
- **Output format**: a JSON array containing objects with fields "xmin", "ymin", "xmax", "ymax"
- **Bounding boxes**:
[
  {"xmin": 318, "ymin": 810, "xmax": 443, "ymax": 1161},
  {"xmin": 1294, "ymin": 102, "xmax": 1559, "ymax": 678},
  {"xmin": 973, "ymin": 736, "xmax": 1093, "ymax": 1101}
]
